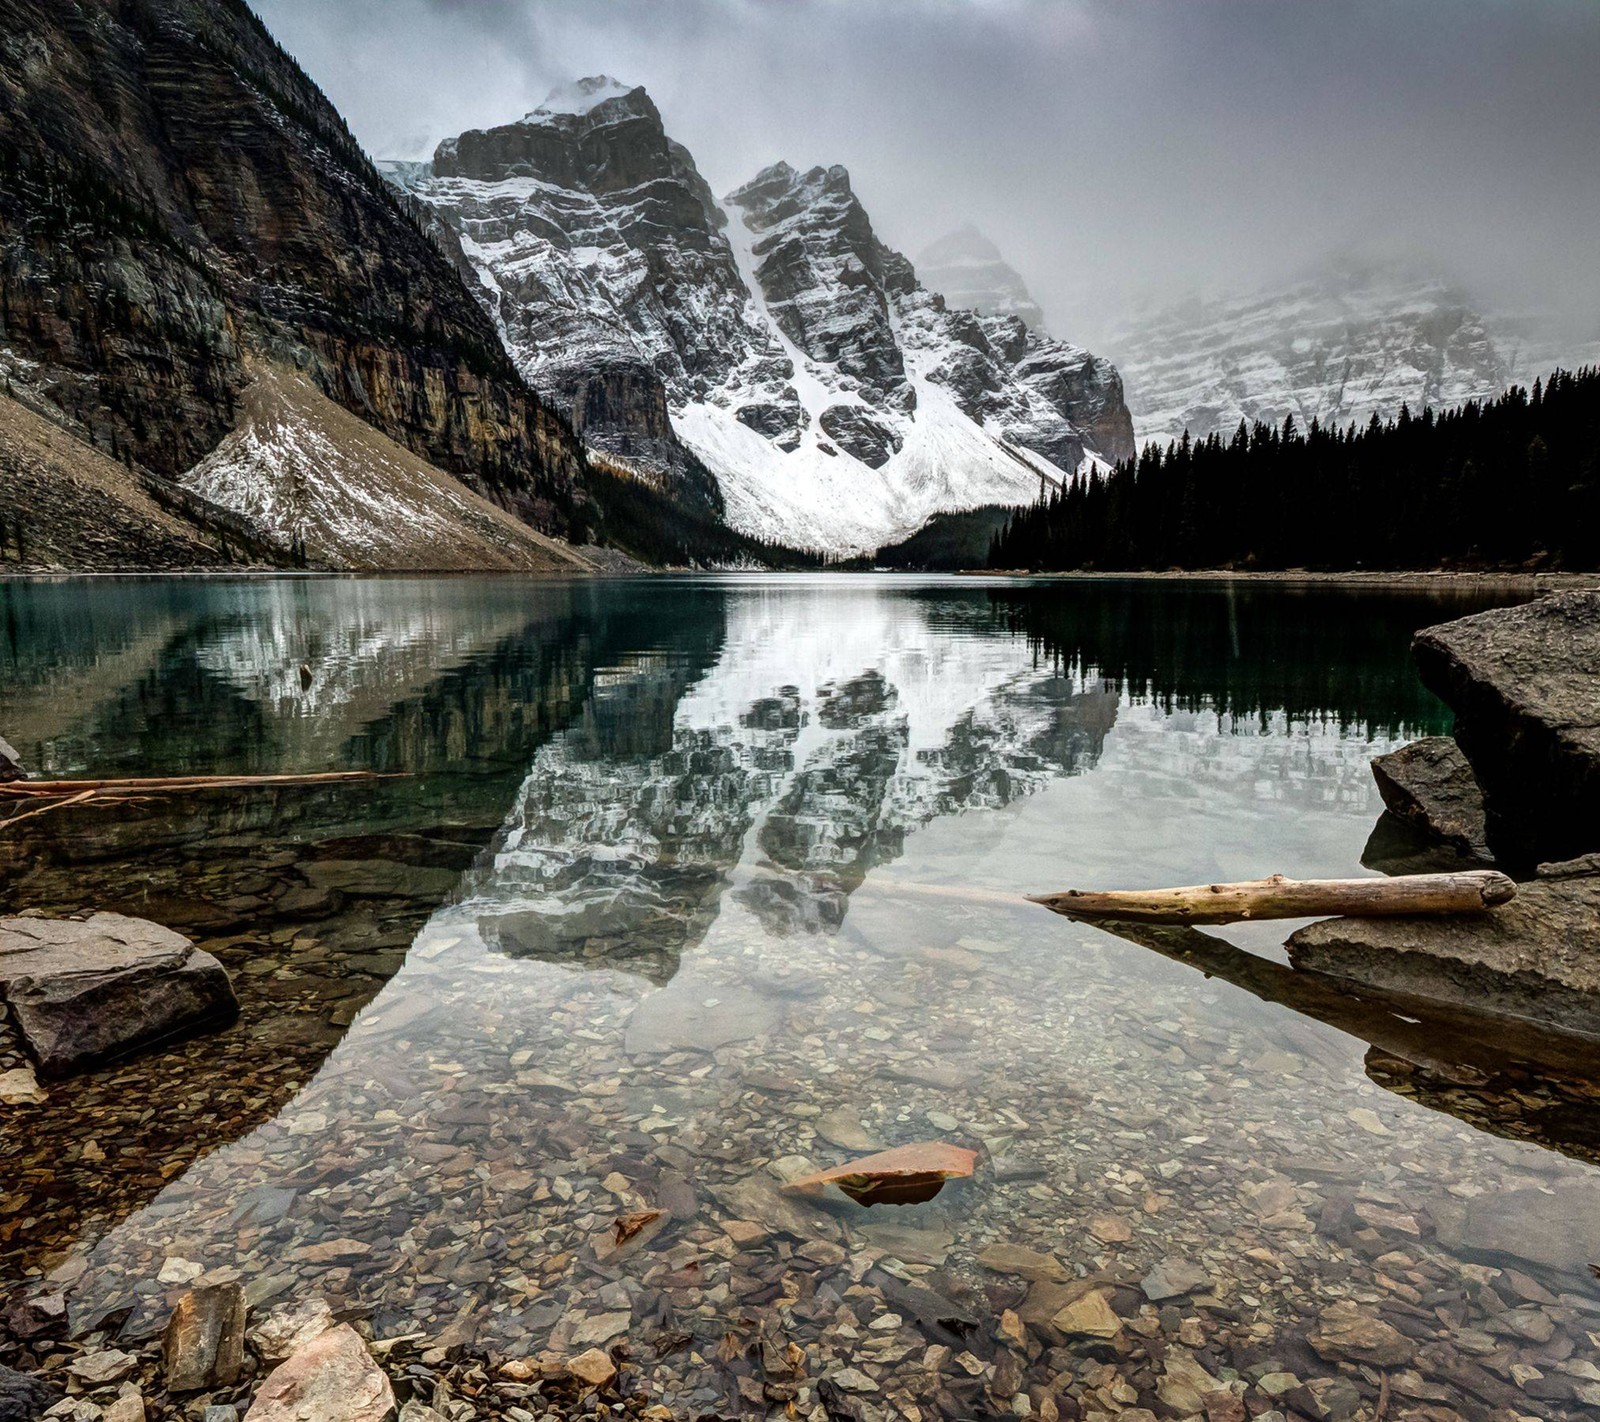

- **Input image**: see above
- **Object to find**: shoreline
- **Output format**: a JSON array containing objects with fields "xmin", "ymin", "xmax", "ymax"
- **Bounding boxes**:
[
  {"xmin": 976, "ymin": 567, "xmax": 1600, "ymax": 591},
  {"xmin": 5, "ymin": 565, "xmax": 1600, "ymax": 589}
]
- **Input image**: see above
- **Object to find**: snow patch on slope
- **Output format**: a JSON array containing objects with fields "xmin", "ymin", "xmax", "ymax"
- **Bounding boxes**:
[
  {"xmin": 528, "ymin": 76, "xmax": 636, "ymax": 121},
  {"xmin": 181, "ymin": 365, "xmax": 593, "ymax": 572}
]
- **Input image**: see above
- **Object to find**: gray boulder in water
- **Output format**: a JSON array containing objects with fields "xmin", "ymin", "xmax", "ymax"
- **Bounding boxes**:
[
  {"xmin": 1288, "ymin": 875, "xmax": 1600, "ymax": 1039},
  {"xmin": 0, "ymin": 912, "xmax": 237, "ymax": 1076},
  {"xmin": 1412, "ymin": 591, "xmax": 1600, "ymax": 867},
  {"xmin": 0, "ymin": 1363, "xmax": 58, "ymax": 1422},
  {"xmin": 1369, "ymin": 735, "xmax": 1491, "ymax": 860}
]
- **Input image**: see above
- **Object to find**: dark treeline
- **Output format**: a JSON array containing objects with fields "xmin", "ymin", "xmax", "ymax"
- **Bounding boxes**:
[{"xmin": 989, "ymin": 368, "xmax": 1600, "ymax": 571}]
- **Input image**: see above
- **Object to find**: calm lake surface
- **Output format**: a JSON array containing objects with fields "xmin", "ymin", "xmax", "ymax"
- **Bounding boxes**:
[{"xmin": 5, "ymin": 574, "xmax": 1600, "ymax": 1419}]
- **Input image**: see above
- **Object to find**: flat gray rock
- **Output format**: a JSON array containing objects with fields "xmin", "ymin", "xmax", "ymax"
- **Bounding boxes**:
[
  {"xmin": 624, "ymin": 979, "xmax": 780, "ymax": 1056},
  {"xmin": 1287, "ymin": 876, "xmax": 1600, "ymax": 1038},
  {"xmin": 1370, "ymin": 736, "xmax": 1490, "ymax": 859},
  {"xmin": 1413, "ymin": 591, "xmax": 1600, "ymax": 866},
  {"xmin": 0, "ymin": 913, "xmax": 237, "ymax": 1076},
  {"xmin": 1432, "ymin": 1179, "xmax": 1600, "ymax": 1277}
]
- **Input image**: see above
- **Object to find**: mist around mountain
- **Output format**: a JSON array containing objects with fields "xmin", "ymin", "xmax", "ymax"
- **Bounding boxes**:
[
  {"xmin": 916, "ymin": 225, "xmax": 1048, "ymax": 332},
  {"xmin": 1104, "ymin": 258, "xmax": 1599, "ymax": 450}
]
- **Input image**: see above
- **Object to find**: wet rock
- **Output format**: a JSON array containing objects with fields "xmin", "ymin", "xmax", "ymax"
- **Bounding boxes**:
[
  {"xmin": 976, "ymin": 1244, "xmax": 1069, "ymax": 1283},
  {"xmin": 0, "ymin": 1364, "xmax": 58, "ymax": 1422},
  {"xmin": 1157, "ymin": 1348, "xmax": 1227, "ymax": 1415},
  {"xmin": 105, "ymin": 1387, "xmax": 146, "ymax": 1422},
  {"xmin": 1432, "ymin": 1179, "xmax": 1600, "ymax": 1274},
  {"xmin": 67, "ymin": 1349, "xmax": 138, "ymax": 1386},
  {"xmin": 1307, "ymin": 1300, "xmax": 1412, "ymax": 1366},
  {"xmin": 785, "ymin": 1141, "xmax": 977, "ymax": 1206},
  {"xmin": 0, "ymin": 1064, "xmax": 45, "ymax": 1104},
  {"xmin": 1412, "ymin": 591, "xmax": 1600, "ymax": 866},
  {"xmin": 814, "ymin": 1107, "xmax": 883, "ymax": 1152},
  {"xmin": 1050, "ymin": 1290, "xmax": 1121, "ymax": 1339},
  {"xmin": 243, "ymin": 1324, "xmax": 394, "ymax": 1422},
  {"xmin": 857, "ymin": 1219, "xmax": 954, "ymax": 1266},
  {"xmin": 567, "ymin": 1348, "xmax": 617, "ymax": 1387},
  {"xmin": 710, "ymin": 1174, "xmax": 836, "ymax": 1242},
  {"xmin": 1140, "ymin": 1256, "xmax": 1211, "ymax": 1302},
  {"xmin": 1288, "ymin": 875, "xmax": 1600, "ymax": 1037},
  {"xmin": 247, "ymin": 1295, "xmax": 337, "ymax": 1366},
  {"xmin": 163, "ymin": 1283, "xmax": 246, "ymax": 1392},
  {"xmin": 1370, "ymin": 736, "xmax": 1491, "ymax": 859},
  {"xmin": 0, "ymin": 734, "xmax": 24, "ymax": 783},
  {"xmin": 299, "ymin": 860, "xmax": 459, "ymax": 900},
  {"xmin": 0, "ymin": 913, "xmax": 237, "ymax": 1076},
  {"xmin": 624, "ymin": 980, "xmax": 781, "ymax": 1055}
]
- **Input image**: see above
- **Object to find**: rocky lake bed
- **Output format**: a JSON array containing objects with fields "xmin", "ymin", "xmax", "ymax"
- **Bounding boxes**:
[{"xmin": 5, "ymin": 575, "xmax": 1600, "ymax": 1422}]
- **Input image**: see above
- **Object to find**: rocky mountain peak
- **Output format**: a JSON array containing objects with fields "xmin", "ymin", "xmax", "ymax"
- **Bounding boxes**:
[
  {"xmin": 918, "ymin": 225, "xmax": 1047, "ymax": 331},
  {"xmin": 396, "ymin": 95, "xmax": 1134, "ymax": 552},
  {"xmin": 725, "ymin": 160, "xmax": 916, "ymax": 419},
  {"xmin": 432, "ymin": 77, "xmax": 669, "ymax": 191}
]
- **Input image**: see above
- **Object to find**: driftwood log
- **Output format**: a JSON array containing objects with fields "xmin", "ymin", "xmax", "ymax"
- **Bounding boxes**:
[
  {"xmin": 0, "ymin": 771, "xmax": 395, "ymax": 796},
  {"xmin": 1030, "ymin": 870, "xmax": 1516, "ymax": 925},
  {"xmin": 0, "ymin": 770, "xmax": 402, "ymax": 830}
]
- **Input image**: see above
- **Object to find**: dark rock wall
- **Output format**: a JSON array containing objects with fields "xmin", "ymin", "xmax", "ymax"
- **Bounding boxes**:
[{"xmin": 0, "ymin": 0, "xmax": 588, "ymax": 534}]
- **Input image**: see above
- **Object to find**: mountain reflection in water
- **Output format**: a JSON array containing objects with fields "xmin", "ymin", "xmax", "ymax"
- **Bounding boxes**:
[{"xmin": 8, "ymin": 575, "xmax": 1600, "ymax": 1422}]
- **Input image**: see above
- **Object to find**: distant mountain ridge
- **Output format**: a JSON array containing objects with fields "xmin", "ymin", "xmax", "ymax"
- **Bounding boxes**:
[
  {"xmin": 387, "ymin": 78, "xmax": 1134, "ymax": 553},
  {"xmin": 1106, "ymin": 261, "xmax": 1564, "ymax": 449}
]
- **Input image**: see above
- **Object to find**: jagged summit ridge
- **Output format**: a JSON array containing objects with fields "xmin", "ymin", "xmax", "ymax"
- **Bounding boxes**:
[{"xmin": 390, "ymin": 82, "xmax": 1135, "ymax": 552}]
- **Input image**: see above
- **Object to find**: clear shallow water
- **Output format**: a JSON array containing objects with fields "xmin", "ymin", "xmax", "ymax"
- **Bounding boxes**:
[{"xmin": 6, "ymin": 574, "xmax": 1600, "ymax": 1419}]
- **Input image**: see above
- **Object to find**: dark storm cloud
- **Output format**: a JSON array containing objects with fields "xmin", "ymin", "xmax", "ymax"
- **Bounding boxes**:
[{"xmin": 253, "ymin": 0, "xmax": 1600, "ymax": 347}]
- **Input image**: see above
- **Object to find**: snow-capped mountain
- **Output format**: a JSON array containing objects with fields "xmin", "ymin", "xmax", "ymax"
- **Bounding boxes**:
[
  {"xmin": 1106, "ymin": 261, "xmax": 1517, "ymax": 448},
  {"xmin": 384, "ymin": 78, "xmax": 1133, "ymax": 553},
  {"xmin": 917, "ymin": 225, "xmax": 1047, "ymax": 331}
]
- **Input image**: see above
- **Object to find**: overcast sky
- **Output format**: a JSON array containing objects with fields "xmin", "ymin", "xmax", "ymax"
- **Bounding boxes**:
[{"xmin": 254, "ymin": 0, "xmax": 1600, "ymax": 350}]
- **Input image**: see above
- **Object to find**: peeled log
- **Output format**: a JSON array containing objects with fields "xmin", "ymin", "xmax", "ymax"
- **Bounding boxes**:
[{"xmin": 1030, "ymin": 871, "xmax": 1515, "ymax": 926}]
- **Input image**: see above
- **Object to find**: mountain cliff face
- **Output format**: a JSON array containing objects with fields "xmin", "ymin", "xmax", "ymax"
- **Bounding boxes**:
[
  {"xmin": 0, "ymin": 0, "xmax": 589, "ymax": 551},
  {"xmin": 917, "ymin": 225, "xmax": 1047, "ymax": 331},
  {"xmin": 393, "ymin": 79, "xmax": 1134, "ymax": 552},
  {"xmin": 1107, "ymin": 262, "xmax": 1517, "ymax": 449}
]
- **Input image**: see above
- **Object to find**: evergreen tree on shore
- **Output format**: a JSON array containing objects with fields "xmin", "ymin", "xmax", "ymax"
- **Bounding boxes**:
[{"xmin": 988, "ymin": 369, "xmax": 1600, "ymax": 571}]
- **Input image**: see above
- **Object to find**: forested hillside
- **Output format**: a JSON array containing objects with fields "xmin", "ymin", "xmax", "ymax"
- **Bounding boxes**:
[{"xmin": 990, "ymin": 368, "xmax": 1600, "ymax": 571}]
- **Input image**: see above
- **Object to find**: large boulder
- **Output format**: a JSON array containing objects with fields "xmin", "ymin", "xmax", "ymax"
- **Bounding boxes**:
[
  {"xmin": 1369, "ymin": 736, "xmax": 1490, "ymax": 860},
  {"xmin": 0, "ymin": 1364, "xmax": 59, "ymax": 1422},
  {"xmin": 163, "ymin": 1284, "xmax": 246, "ymax": 1392},
  {"xmin": 1412, "ymin": 592, "xmax": 1600, "ymax": 867},
  {"xmin": 1431, "ymin": 1179, "xmax": 1600, "ymax": 1277},
  {"xmin": 1287, "ymin": 875, "xmax": 1600, "ymax": 1038},
  {"xmin": 243, "ymin": 1324, "xmax": 395, "ymax": 1422},
  {"xmin": 0, "ymin": 913, "xmax": 237, "ymax": 1076}
]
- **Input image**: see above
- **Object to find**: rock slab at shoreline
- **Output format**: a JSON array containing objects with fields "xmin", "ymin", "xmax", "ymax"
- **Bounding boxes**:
[
  {"xmin": 0, "ymin": 912, "xmax": 238, "ymax": 1076},
  {"xmin": 1413, "ymin": 590, "xmax": 1600, "ymax": 867},
  {"xmin": 1287, "ymin": 875, "xmax": 1600, "ymax": 1039},
  {"xmin": 1369, "ymin": 735, "xmax": 1491, "ymax": 860}
]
